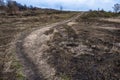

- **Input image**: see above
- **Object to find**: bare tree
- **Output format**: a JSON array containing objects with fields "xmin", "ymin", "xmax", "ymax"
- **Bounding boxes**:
[
  {"xmin": 0, "ymin": 0, "xmax": 4, "ymax": 6},
  {"xmin": 60, "ymin": 5, "xmax": 63, "ymax": 11},
  {"xmin": 113, "ymin": 3, "xmax": 120, "ymax": 13},
  {"xmin": 7, "ymin": 0, "xmax": 19, "ymax": 14},
  {"xmin": 0, "ymin": 0, "xmax": 6, "ymax": 13}
]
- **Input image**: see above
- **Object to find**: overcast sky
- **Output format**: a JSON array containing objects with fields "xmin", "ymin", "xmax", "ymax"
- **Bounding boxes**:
[{"xmin": 14, "ymin": 0, "xmax": 120, "ymax": 11}]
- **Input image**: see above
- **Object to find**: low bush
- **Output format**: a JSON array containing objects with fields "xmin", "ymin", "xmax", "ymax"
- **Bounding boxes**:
[{"xmin": 81, "ymin": 10, "xmax": 120, "ymax": 19}]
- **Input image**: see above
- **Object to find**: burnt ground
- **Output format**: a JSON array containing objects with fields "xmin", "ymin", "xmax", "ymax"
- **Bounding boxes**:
[{"xmin": 44, "ymin": 17, "xmax": 120, "ymax": 80}]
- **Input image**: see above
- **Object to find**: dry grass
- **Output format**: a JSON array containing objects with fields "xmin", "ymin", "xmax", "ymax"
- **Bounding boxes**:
[
  {"xmin": 1, "ymin": 10, "xmax": 119, "ymax": 80},
  {"xmin": 0, "ymin": 10, "xmax": 76, "ymax": 80},
  {"xmin": 45, "ymin": 15, "xmax": 120, "ymax": 80}
]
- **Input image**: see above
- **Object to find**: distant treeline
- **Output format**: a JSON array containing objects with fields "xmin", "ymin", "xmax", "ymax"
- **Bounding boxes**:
[
  {"xmin": 80, "ymin": 10, "xmax": 120, "ymax": 21},
  {"xmin": 0, "ymin": 0, "xmax": 39, "ymax": 14},
  {"xmin": 0, "ymin": 0, "xmax": 120, "ymax": 15}
]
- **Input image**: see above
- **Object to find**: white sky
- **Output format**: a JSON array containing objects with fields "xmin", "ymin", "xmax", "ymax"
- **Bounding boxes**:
[{"xmin": 14, "ymin": 0, "xmax": 120, "ymax": 11}]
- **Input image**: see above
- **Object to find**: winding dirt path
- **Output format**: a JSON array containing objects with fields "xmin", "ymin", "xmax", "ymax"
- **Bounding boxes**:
[{"xmin": 16, "ymin": 13, "xmax": 83, "ymax": 80}]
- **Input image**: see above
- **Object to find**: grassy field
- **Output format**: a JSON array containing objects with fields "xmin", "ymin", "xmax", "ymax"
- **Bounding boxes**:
[
  {"xmin": 44, "ymin": 12, "xmax": 120, "ymax": 80},
  {"xmin": 0, "ymin": 10, "xmax": 120, "ymax": 80},
  {"xmin": 0, "ymin": 10, "xmax": 77, "ymax": 80}
]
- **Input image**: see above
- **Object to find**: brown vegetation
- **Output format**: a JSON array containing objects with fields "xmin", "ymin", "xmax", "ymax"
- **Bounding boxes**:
[
  {"xmin": 0, "ymin": 3, "xmax": 120, "ymax": 79},
  {"xmin": 0, "ymin": 9, "xmax": 76, "ymax": 80},
  {"xmin": 44, "ymin": 12, "xmax": 120, "ymax": 80}
]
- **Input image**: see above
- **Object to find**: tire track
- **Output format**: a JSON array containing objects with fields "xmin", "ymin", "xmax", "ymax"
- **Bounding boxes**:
[{"xmin": 16, "ymin": 13, "xmax": 83, "ymax": 80}]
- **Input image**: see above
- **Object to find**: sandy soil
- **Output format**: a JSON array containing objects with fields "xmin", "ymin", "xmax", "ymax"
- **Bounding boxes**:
[
  {"xmin": 16, "ymin": 13, "xmax": 83, "ymax": 80},
  {"xmin": 100, "ymin": 18, "xmax": 120, "ymax": 23}
]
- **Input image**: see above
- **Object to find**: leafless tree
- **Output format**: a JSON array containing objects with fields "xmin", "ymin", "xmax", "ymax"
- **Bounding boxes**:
[
  {"xmin": 60, "ymin": 5, "xmax": 63, "ymax": 11},
  {"xmin": 0, "ymin": 0, "xmax": 6, "ymax": 14},
  {"xmin": 7, "ymin": 0, "xmax": 19, "ymax": 14},
  {"xmin": 0, "ymin": 0, "xmax": 4, "ymax": 6},
  {"xmin": 113, "ymin": 3, "xmax": 120, "ymax": 13}
]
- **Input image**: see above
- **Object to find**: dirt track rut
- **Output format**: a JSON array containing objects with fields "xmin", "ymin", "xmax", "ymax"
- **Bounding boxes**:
[{"xmin": 16, "ymin": 13, "xmax": 83, "ymax": 80}]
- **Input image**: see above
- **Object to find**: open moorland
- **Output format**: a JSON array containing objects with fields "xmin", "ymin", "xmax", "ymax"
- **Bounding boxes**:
[
  {"xmin": 0, "ymin": 9, "xmax": 120, "ymax": 80},
  {"xmin": 0, "ymin": 9, "xmax": 77, "ymax": 80}
]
